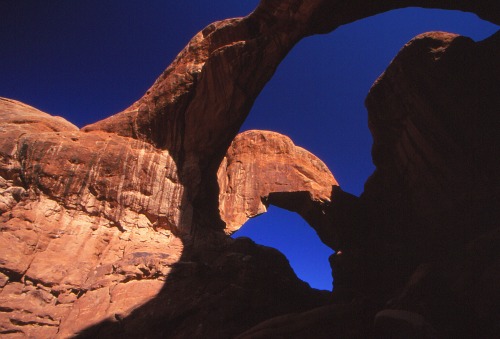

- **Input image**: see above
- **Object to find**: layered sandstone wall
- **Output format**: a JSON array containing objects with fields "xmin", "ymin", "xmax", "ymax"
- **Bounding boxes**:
[
  {"xmin": 0, "ymin": 98, "xmax": 185, "ymax": 337},
  {"xmin": 0, "ymin": 0, "xmax": 499, "ymax": 337}
]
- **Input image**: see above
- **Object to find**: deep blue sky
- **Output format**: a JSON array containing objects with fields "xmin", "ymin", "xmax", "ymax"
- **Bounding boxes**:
[{"xmin": 1, "ymin": 1, "xmax": 497, "ymax": 290}]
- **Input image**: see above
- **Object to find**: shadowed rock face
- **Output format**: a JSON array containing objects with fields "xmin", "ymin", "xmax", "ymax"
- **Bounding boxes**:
[
  {"xmin": 229, "ymin": 30, "xmax": 500, "ymax": 338},
  {"xmin": 360, "ymin": 31, "xmax": 500, "ymax": 283},
  {"xmin": 365, "ymin": 32, "xmax": 500, "ymax": 253},
  {"xmin": 360, "ymin": 30, "xmax": 500, "ymax": 337},
  {"xmin": 0, "ymin": 0, "xmax": 499, "ymax": 338}
]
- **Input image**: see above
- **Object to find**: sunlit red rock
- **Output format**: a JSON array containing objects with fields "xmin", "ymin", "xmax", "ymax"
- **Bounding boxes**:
[
  {"xmin": 0, "ymin": 0, "xmax": 499, "ymax": 337},
  {"xmin": 218, "ymin": 130, "xmax": 337, "ymax": 234},
  {"xmin": 0, "ymin": 98, "xmax": 184, "ymax": 336}
]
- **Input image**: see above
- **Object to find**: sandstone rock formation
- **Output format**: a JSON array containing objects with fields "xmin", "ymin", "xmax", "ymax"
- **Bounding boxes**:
[
  {"xmin": 217, "ymin": 130, "xmax": 337, "ymax": 234},
  {"xmin": 1, "ymin": 0, "xmax": 499, "ymax": 338},
  {"xmin": 360, "ymin": 30, "xmax": 500, "ymax": 337},
  {"xmin": 0, "ymin": 98, "xmax": 186, "ymax": 337},
  {"xmin": 82, "ymin": 0, "xmax": 500, "ymax": 231},
  {"xmin": 229, "ymin": 29, "xmax": 500, "ymax": 339},
  {"xmin": 0, "ymin": 98, "xmax": 329, "ymax": 338},
  {"xmin": 365, "ymin": 32, "xmax": 500, "ymax": 258}
]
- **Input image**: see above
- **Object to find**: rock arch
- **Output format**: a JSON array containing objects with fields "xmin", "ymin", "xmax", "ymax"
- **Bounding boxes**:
[
  {"xmin": 0, "ymin": 1, "xmax": 499, "ymax": 337},
  {"xmin": 217, "ymin": 130, "xmax": 338, "ymax": 246},
  {"xmin": 82, "ymin": 0, "xmax": 500, "ymax": 232}
]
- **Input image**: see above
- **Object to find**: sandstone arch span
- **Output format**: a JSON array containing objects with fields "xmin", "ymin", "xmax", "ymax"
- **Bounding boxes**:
[
  {"xmin": 82, "ymin": 0, "xmax": 500, "ymax": 232},
  {"xmin": 217, "ymin": 130, "xmax": 338, "ymax": 246},
  {"xmin": 0, "ymin": 0, "xmax": 499, "ymax": 337}
]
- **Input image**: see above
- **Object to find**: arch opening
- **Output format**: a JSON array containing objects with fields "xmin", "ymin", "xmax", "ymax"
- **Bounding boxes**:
[
  {"xmin": 234, "ymin": 7, "xmax": 497, "ymax": 293},
  {"xmin": 232, "ymin": 205, "xmax": 335, "ymax": 291},
  {"xmin": 240, "ymin": 7, "xmax": 499, "ymax": 197}
]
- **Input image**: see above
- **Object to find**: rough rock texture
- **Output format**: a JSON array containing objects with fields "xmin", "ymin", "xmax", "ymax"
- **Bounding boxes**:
[
  {"xmin": 1, "ymin": 0, "xmax": 499, "ymax": 338},
  {"xmin": 82, "ymin": 0, "xmax": 500, "ymax": 231},
  {"xmin": 218, "ymin": 130, "xmax": 337, "ymax": 235},
  {"xmin": 0, "ymin": 98, "xmax": 186, "ymax": 337},
  {"xmin": 75, "ymin": 237, "xmax": 330, "ymax": 339},
  {"xmin": 0, "ymin": 99, "xmax": 328, "ymax": 338}
]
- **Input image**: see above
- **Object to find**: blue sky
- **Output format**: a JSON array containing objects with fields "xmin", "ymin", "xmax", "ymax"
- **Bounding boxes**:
[{"xmin": 1, "ymin": 1, "xmax": 497, "ymax": 290}]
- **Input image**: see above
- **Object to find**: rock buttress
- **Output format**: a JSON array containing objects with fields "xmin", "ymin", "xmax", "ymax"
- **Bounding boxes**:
[
  {"xmin": 336, "ymin": 31, "xmax": 499, "ymax": 337},
  {"xmin": 0, "ymin": 99, "xmax": 185, "ymax": 337}
]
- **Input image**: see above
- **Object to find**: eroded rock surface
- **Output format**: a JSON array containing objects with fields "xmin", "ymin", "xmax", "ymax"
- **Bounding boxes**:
[
  {"xmin": 0, "ymin": 99, "xmax": 331, "ymax": 337},
  {"xmin": 81, "ymin": 0, "xmax": 500, "ymax": 231},
  {"xmin": 0, "ymin": 0, "xmax": 499, "ymax": 338},
  {"xmin": 218, "ymin": 130, "xmax": 337, "ymax": 234},
  {"xmin": 0, "ymin": 98, "xmax": 187, "ymax": 337}
]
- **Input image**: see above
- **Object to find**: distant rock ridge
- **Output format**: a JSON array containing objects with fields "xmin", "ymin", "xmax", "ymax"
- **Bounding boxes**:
[{"xmin": 1, "ymin": 0, "xmax": 499, "ymax": 337}]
